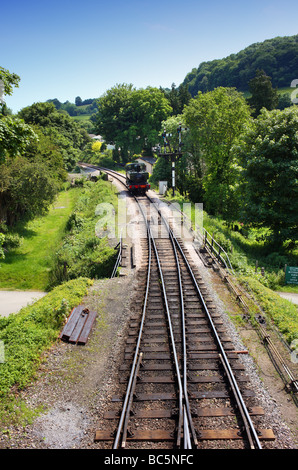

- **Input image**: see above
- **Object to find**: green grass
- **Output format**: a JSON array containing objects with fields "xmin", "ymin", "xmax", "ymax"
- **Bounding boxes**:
[
  {"xmin": 163, "ymin": 190, "xmax": 298, "ymax": 345},
  {"xmin": 72, "ymin": 114, "xmax": 92, "ymax": 121},
  {"xmin": 0, "ymin": 188, "xmax": 80, "ymax": 291},
  {"xmin": 0, "ymin": 277, "xmax": 93, "ymax": 424},
  {"xmin": 277, "ymin": 285, "xmax": 298, "ymax": 294},
  {"xmin": 165, "ymin": 190, "xmax": 298, "ymax": 284},
  {"xmin": 51, "ymin": 178, "xmax": 119, "ymax": 286},
  {"xmin": 240, "ymin": 275, "xmax": 298, "ymax": 344}
]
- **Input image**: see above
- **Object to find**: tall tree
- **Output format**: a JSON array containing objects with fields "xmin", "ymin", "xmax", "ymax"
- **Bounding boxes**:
[
  {"xmin": 0, "ymin": 68, "xmax": 66, "ymax": 227},
  {"xmin": 0, "ymin": 66, "xmax": 20, "ymax": 110},
  {"xmin": 128, "ymin": 87, "xmax": 172, "ymax": 155},
  {"xmin": 239, "ymin": 106, "xmax": 298, "ymax": 249},
  {"xmin": 95, "ymin": 84, "xmax": 171, "ymax": 162},
  {"xmin": 248, "ymin": 69, "xmax": 279, "ymax": 116},
  {"xmin": 160, "ymin": 83, "xmax": 191, "ymax": 115},
  {"xmin": 18, "ymin": 101, "xmax": 90, "ymax": 169},
  {"xmin": 95, "ymin": 83, "xmax": 134, "ymax": 161},
  {"xmin": 183, "ymin": 87, "xmax": 251, "ymax": 218}
]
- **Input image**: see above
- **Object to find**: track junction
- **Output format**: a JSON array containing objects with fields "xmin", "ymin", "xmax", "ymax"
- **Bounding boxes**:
[{"xmin": 78, "ymin": 163, "xmax": 276, "ymax": 449}]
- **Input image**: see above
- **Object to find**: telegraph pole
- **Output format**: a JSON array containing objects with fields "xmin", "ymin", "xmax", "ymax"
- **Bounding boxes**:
[{"xmin": 158, "ymin": 123, "xmax": 184, "ymax": 197}]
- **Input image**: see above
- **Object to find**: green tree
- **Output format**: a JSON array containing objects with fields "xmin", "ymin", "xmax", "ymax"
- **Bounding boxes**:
[
  {"xmin": 183, "ymin": 87, "xmax": 251, "ymax": 218},
  {"xmin": 24, "ymin": 126, "xmax": 67, "ymax": 182},
  {"xmin": 0, "ymin": 71, "xmax": 65, "ymax": 226},
  {"xmin": 160, "ymin": 83, "xmax": 191, "ymax": 115},
  {"xmin": 248, "ymin": 69, "xmax": 279, "ymax": 116},
  {"xmin": 95, "ymin": 84, "xmax": 171, "ymax": 162},
  {"xmin": 239, "ymin": 106, "xmax": 298, "ymax": 249},
  {"xmin": 18, "ymin": 102, "xmax": 90, "ymax": 170},
  {"xmin": 0, "ymin": 67, "xmax": 37, "ymax": 163},
  {"xmin": 128, "ymin": 87, "xmax": 172, "ymax": 156},
  {"xmin": 0, "ymin": 156, "xmax": 59, "ymax": 225},
  {"xmin": 183, "ymin": 35, "xmax": 298, "ymax": 95},
  {"xmin": 0, "ymin": 66, "xmax": 20, "ymax": 108},
  {"xmin": 95, "ymin": 83, "xmax": 134, "ymax": 161},
  {"xmin": 0, "ymin": 116, "xmax": 38, "ymax": 163}
]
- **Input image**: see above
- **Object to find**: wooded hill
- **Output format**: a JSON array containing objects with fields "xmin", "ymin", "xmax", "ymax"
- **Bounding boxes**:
[
  {"xmin": 183, "ymin": 35, "xmax": 298, "ymax": 96},
  {"xmin": 47, "ymin": 97, "xmax": 98, "ymax": 117}
]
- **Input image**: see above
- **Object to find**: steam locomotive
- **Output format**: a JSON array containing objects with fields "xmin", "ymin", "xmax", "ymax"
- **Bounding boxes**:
[{"xmin": 125, "ymin": 162, "xmax": 150, "ymax": 195}]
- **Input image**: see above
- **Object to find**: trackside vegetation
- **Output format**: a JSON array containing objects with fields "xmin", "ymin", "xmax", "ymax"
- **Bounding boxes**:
[
  {"xmin": 0, "ymin": 68, "xmax": 122, "ymax": 418},
  {"xmin": 50, "ymin": 176, "xmax": 119, "ymax": 287},
  {"xmin": 0, "ymin": 187, "xmax": 80, "ymax": 290},
  {"xmin": 239, "ymin": 275, "xmax": 298, "ymax": 345},
  {"xmin": 0, "ymin": 277, "xmax": 92, "ymax": 423},
  {"xmin": 164, "ymin": 193, "xmax": 298, "ymax": 345}
]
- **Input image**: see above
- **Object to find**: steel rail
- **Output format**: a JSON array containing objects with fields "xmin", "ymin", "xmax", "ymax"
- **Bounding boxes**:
[
  {"xmin": 172, "ymin": 231, "xmax": 263, "ymax": 449},
  {"xmin": 111, "ymin": 230, "xmax": 122, "ymax": 278},
  {"xmin": 149, "ymin": 225, "xmax": 185, "ymax": 447},
  {"xmin": 114, "ymin": 195, "xmax": 193, "ymax": 448},
  {"xmin": 80, "ymin": 163, "xmax": 264, "ymax": 447},
  {"xmin": 167, "ymin": 219, "xmax": 198, "ymax": 447},
  {"xmin": 120, "ymin": 352, "xmax": 143, "ymax": 448},
  {"xmin": 112, "ymin": 201, "xmax": 152, "ymax": 449},
  {"xmin": 211, "ymin": 258, "xmax": 298, "ymax": 400},
  {"xmin": 92, "ymin": 160, "xmax": 296, "ymax": 400},
  {"xmin": 146, "ymin": 195, "xmax": 198, "ymax": 447},
  {"xmin": 219, "ymin": 353, "xmax": 256, "ymax": 449},
  {"xmin": 148, "ymin": 196, "xmax": 262, "ymax": 449}
]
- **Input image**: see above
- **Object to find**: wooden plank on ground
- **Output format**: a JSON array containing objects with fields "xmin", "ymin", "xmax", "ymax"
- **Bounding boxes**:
[
  {"xmin": 77, "ymin": 310, "xmax": 97, "ymax": 345},
  {"xmin": 68, "ymin": 309, "xmax": 89, "ymax": 344},
  {"xmin": 60, "ymin": 306, "xmax": 84, "ymax": 341}
]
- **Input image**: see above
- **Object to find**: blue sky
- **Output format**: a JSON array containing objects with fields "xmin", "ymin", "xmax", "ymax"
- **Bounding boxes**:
[{"xmin": 2, "ymin": 0, "xmax": 298, "ymax": 112}]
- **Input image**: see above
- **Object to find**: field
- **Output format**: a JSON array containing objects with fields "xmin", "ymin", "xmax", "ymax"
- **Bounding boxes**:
[{"xmin": 0, "ymin": 188, "xmax": 80, "ymax": 291}]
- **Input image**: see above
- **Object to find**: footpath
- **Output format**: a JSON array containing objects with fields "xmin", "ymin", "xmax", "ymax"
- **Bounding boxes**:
[
  {"xmin": 277, "ymin": 292, "xmax": 298, "ymax": 305},
  {"xmin": 0, "ymin": 291, "xmax": 46, "ymax": 317}
]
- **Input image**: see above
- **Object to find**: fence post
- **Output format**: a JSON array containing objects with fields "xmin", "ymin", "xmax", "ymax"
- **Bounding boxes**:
[{"xmin": 261, "ymin": 267, "xmax": 265, "ymax": 276}]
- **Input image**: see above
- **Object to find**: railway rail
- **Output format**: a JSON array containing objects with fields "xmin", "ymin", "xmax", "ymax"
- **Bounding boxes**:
[{"xmin": 78, "ymin": 163, "xmax": 275, "ymax": 449}]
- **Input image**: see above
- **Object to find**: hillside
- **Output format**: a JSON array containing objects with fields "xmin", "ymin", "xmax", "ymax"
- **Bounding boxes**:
[
  {"xmin": 47, "ymin": 97, "xmax": 98, "ymax": 117},
  {"xmin": 183, "ymin": 35, "xmax": 298, "ymax": 96}
]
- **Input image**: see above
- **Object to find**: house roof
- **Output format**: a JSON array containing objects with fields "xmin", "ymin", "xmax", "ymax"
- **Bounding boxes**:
[{"xmin": 137, "ymin": 156, "xmax": 157, "ymax": 164}]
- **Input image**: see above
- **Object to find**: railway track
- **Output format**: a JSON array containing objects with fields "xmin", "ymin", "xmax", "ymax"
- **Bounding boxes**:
[{"xmin": 78, "ymin": 163, "xmax": 275, "ymax": 449}]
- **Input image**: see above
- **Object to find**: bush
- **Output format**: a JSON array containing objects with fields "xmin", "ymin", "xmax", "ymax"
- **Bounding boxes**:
[
  {"xmin": 0, "ymin": 277, "xmax": 93, "ymax": 395},
  {"xmin": 50, "ymin": 179, "xmax": 118, "ymax": 286},
  {"xmin": 240, "ymin": 275, "xmax": 298, "ymax": 344},
  {"xmin": 3, "ymin": 232, "xmax": 23, "ymax": 250}
]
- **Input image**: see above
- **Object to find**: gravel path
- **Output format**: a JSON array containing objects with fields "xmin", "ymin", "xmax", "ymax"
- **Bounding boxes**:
[{"xmin": 277, "ymin": 292, "xmax": 298, "ymax": 306}]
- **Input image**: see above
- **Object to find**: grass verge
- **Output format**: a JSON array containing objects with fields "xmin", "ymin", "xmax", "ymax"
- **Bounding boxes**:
[
  {"xmin": 0, "ymin": 188, "xmax": 80, "ymax": 291},
  {"xmin": 50, "ymin": 177, "xmax": 119, "ymax": 286},
  {"xmin": 163, "ymin": 190, "xmax": 298, "ymax": 346},
  {"xmin": 0, "ymin": 277, "xmax": 93, "ymax": 425},
  {"xmin": 240, "ymin": 275, "xmax": 298, "ymax": 344}
]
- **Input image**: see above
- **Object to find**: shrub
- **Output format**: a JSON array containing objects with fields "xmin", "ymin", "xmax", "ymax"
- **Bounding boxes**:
[
  {"xmin": 0, "ymin": 277, "xmax": 92, "ymax": 395},
  {"xmin": 50, "ymin": 179, "xmax": 118, "ymax": 286},
  {"xmin": 240, "ymin": 275, "xmax": 298, "ymax": 344}
]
